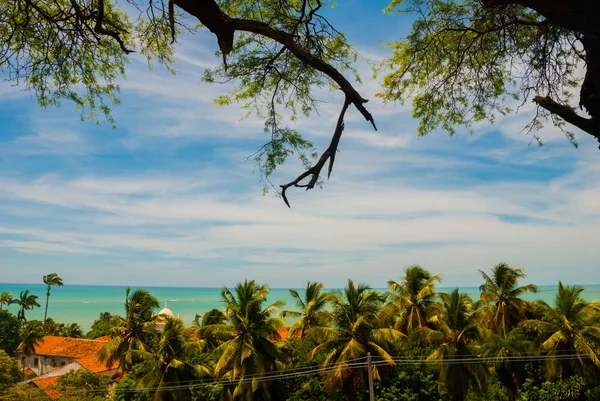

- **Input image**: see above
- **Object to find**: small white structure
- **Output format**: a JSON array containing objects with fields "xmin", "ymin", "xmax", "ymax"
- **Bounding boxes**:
[{"xmin": 156, "ymin": 302, "xmax": 178, "ymax": 331}]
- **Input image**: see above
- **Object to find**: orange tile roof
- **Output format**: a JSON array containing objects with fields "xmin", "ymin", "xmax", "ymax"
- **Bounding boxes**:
[
  {"xmin": 31, "ymin": 376, "xmax": 61, "ymax": 400},
  {"xmin": 32, "ymin": 336, "xmax": 117, "ymax": 373},
  {"xmin": 276, "ymin": 326, "xmax": 302, "ymax": 341}
]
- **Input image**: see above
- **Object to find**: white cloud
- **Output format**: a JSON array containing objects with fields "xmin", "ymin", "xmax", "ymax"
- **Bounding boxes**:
[
  {"xmin": 1, "ymin": 17, "xmax": 600, "ymax": 289},
  {"xmin": 0, "ymin": 147, "xmax": 598, "ymax": 287}
]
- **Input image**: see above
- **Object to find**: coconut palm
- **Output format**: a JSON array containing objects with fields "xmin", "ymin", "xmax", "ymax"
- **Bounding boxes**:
[
  {"xmin": 18, "ymin": 321, "xmax": 44, "ymax": 356},
  {"xmin": 195, "ymin": 308, "xmax": 227, "ymax": 351},
  {"xmin": 308, "ymin": 280, "xmax": 404, "ymax": 401},
  {"xmin": 41, "ymin": 318, "xmax": 65, "ymax": 336},
  {"xmin": 478, "ymin": 263, "xmax": 538, "ymax": 336},
  {"xmin": 98, "ymin": 288, "xmax": 160, "ymax": 373},
  {"xmin": 521, "ymin": 282, "xmax": 600, "ymax": 380},
  {"xmin": 203, "ymin": 280, "xmax": 287, "ymax": 400},
  {"xmin": 42, "ymin": 273, "xmax": 63, "ymax": 323},
  {"xmin": 479, "ymin": 328, "xmax": 532, "ymax": 400},
  {"xmin": 418, "ymin": 289, "xmax": 488, "ymax": 401},
  {"xmin": 281, "ymin": 281, "xmax": 330, "ymax": 338},
  {"xmin": 16, "ymin": 290, "xmax": 40, "ymax": 324},
  {"xmin": 18, "ymin": 321, "xmax": 44, "ymax": 379},
  {"xmin": 0, "ymin": 292, "xmax": 16, "ymax": 311},
  {"xmin": 64, "ymin": 323, "xmax": 83, "ymax": 338},
  {"xmin": 201, "ymin": 308, "xmax": 227, "ymax": 326},
  {"xmin": 386, "ymin": 265, "xmax": 440, "ymax": 335},
  {"xmin": 137, "ymin": 317, "xmax": 210, "ymax": 401},
  {"xmin": 87, "ymin": 311, "xmax": 120, "ymax": 339}
]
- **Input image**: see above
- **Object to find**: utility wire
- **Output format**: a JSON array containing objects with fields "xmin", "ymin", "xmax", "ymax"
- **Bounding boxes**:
[{"xmin": 11, "ymin": 352, "xmax": 598, "ymax": 396}]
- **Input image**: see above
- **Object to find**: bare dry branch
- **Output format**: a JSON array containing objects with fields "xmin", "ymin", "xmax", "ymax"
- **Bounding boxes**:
[{"xmin": 280, "ymin": 97, "xmax": 350, "ymax": 208}]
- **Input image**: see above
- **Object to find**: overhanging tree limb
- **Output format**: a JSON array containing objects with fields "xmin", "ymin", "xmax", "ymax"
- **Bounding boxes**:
[
  {"xmin": 533, "ymin": 96, "xmax": 600, "ymax": 145},
  {"xmin": 173, "ymin": 0, "xmax": 376, "ymax": 128},
  {"xmin": 173, "ymin": 0, "xmax": 377, "ymax": 206}
]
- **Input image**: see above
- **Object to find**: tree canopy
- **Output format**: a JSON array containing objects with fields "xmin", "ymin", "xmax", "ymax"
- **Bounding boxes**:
[
  {"xmin": 378, "ymin": 0, "xmax": 600, "ymax": 148},
  {"xmin": 1, "ymin": 0, "xmax": 599, "ymax": 203}
]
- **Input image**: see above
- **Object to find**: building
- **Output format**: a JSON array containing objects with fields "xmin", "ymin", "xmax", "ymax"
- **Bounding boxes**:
[
  {"xmin": 156, "ymin": 302, "xmax": 178, "ymax": 331},
  {"xmin": 19, "ymin": 335, "xmax": 117, "ymax": 377},
  {"xmin": 18, "ymin": 336, "xmax": 119, "ymax": 399}
]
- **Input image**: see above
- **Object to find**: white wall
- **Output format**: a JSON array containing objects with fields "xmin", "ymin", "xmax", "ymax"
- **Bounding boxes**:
[{"xmin": 19, "ymin": 353, "xmax": 73, "ymax": 376}]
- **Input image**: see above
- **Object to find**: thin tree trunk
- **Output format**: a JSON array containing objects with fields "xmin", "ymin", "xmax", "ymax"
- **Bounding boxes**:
[
  {"xmin": 43, "ymin": 288, "xmax": 50, "ymax": 323},
  {"xmin": 342, "ymin": 375, "xmax": 358, "ymax": 401}
]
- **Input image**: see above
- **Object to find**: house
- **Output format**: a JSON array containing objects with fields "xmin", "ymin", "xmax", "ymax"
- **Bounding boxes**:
[
  {"xmin": 20, "ymin": 362, "xmax": 85, "ymax": 400},
  {"xmin": 17, "ymin": 336, "xmax": 118, "ymax": 400},
  {"xmin": 18, "ymin": 335, "xmax": 117, "ymax": 377}
]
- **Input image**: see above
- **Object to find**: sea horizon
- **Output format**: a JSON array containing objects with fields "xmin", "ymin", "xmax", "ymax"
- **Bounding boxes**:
[{"xmin": 3, "ymin": 282, "xmax": 600, "ymax": 333}]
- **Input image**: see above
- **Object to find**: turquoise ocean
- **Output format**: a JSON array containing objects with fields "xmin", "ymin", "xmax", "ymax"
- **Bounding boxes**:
[{"xmin": 2, "ymin": 283, "xmax": 600, "ymax": 333}]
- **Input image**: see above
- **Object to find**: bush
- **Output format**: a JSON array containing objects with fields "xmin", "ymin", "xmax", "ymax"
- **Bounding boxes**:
[
  {"xmin": 53, "ymin": 369, "xmax": 113, "ymax": 400},
  {"xmin": 375, "ymin": 367, "xmax": 448, "ymax": 401},
  {"xmin": 0, "ymin": 386, "xmax": 46, "ymax": 401},
  {"xmin": 0, "ymin": 350, "xmax": 21, "ymax": 392},
  {"xmin": 518, "ymin": 376, "xmax": 587, "ymax": 401},
  {"xmin": 0, "ymin": 311, "xmax": 20, "ymax": 356}
]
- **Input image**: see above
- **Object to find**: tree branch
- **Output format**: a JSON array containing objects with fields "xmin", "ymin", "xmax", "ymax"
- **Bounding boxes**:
[
  {"xmin": 228, "ymin": 18, "xmax": 376, "ymax": 130},
  {"xmin": 93, "ymin": 0, "xmax": 133, "ymax": 53},
  {"xmin": 175, "ymin": 0, "xmax": 376, "ymax": 127},
  {"xmin": 172, "ymin": 0, "xmax": 377, "ymax": 206},
  {"xmin": 533, "ymin": 95, "xmax": 600, "ymax": 145},
  {"xmin": 480, "ymin": 0, "xmax": 592, "ymax": 33},
  {"xmin": 280, "ymin": 97, "xmax": 350, "ymax": 208}
]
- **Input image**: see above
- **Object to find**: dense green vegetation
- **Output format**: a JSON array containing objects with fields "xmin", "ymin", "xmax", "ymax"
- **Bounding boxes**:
[{"xmin": 1, "ymin": 263, "xmax": 600, "ymax": 401}]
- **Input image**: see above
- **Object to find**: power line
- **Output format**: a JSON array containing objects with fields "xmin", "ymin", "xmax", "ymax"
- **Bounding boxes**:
[{"xmin": 10, "ymin": 352, "xmax": 598, "ymax": 397}]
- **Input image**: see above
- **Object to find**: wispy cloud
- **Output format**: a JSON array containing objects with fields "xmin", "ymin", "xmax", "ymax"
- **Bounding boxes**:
[{"xmin": 1, "ymin": 10, "xmax": 599, "ymax": 289}]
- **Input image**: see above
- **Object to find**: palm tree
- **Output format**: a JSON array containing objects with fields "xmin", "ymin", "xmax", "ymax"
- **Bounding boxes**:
[
  {"xmin": 195, "ymin": 308, "xmax": 227, "ymax": 351},
  {"xmin": 18, "ymin": 321, "xmax": 45, "ymax": 355},
  {"xmin": 42, "ymin": 273, "xmax": 64, "ymax": 323},
  {"xmin": 203, "ymin": 280, "xmax": 288, "ymax": 400},
  {"xmin": 137, "ymin": 317, "xmax": 210, "ymax": 401},
  {"xmin": 281, "ymin": 281, "xmax": 330, "ymax": 338},
  {"xmin": 64, "ymin": 323, "xmax": 83, "ymax": 338},
  {"xmin": 0, "ymin": 292, "xmax": 15, "ymax": 310},
  {"xmin": 98, "ymin": 288, "xmax": 160, "ymax": 373},
  {"xmin": 478, "ymin": 263, "xmax": 538, "ymax": 336},
  {"xmin": 386, "ymin": 265, "xmax": 440, "ymax": 335},
  {"xmin": 42, "ymin": 318, "xmax": 64, "ymax": 336},
  {"xmin": 309, "ymin": 280, "xmax": 404, "ymax": 401},
  {"xmin": 479, "ymin": 328, "xmax": 532, "ymax": 400},
  {"xmin": 18, "ymin": 321, "xmax": 44, "ymax": 379},
  {"xmin": 418, "ymin": 289, "xmax": 488, "ymax": 401},
  {"xmin": 201, "ymin": 308, "xmax": 227, "ymax": 326},
  {"xmin": 16, "ymin": 290, "xmax": 40, "ymax": 324},
  {"xmin": 521, "ymin": 282, "xmax": 600, "ymax": 380},
  {"xmin": 87, "ymin": 311, "xmax": 120, "ymax": 339}
]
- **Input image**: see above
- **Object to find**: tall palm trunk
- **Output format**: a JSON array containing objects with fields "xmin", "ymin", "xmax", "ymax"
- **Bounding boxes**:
[
  {"xmin": 43, "ymin": 288, "xmax": 50, "ymax": 323},
  {"xmin": 342, "ymin": 373, "xmax": 358, "ymax": 401}
]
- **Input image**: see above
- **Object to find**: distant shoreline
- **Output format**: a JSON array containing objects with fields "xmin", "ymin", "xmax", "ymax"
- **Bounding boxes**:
[
  {"xmin": 3, "ymin": 283, "xmax": 600, "ymax": 333},
  {"xmin": 4, "ymin": 282, "xmax": 600, "ymax": 289}
]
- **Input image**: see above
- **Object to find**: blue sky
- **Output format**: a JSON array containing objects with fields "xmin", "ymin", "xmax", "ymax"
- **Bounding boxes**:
[{"xmin": 1, "ymin": 1, "xmax": 599, "ymax": 288}]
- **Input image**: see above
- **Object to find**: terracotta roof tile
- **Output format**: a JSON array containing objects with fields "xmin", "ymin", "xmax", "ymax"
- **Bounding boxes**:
[
  {"xmin": 276, "ymin": 326, "xmax": 302, "ymax": 341},
  {"xmin": 31, "ymin": 376, "xmax": 61, "ymax": 400},
  {"xmin": 32, "ymin": 336, "xmax": 117, "ymax": 373}
]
